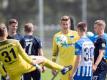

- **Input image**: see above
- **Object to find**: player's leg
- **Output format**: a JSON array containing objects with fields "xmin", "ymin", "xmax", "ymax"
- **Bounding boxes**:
[
  {"xmin": 32, "ymin": 69, "xmax": 41, "ymax": 80},
  {"xmin": 96, "ymin": 71, "xmax": 106, "ymax": 80},
  {"xmin": 23, "ymin": 72, "xmax": 31, "ymax": 80},
  {"xmin": 1, "ymin": 76, "xmax": 6, "ymax": 80},
  {"xmin": 31, "ymin": 56, "xmax": 64, "ymax": 70},
  {"xmin": 31, "ymin": 56, "xmax": 72, "ymax": 74},
  {"xmin": 74, "ymin": 76, "xmax": 92, "ymax": 80}
]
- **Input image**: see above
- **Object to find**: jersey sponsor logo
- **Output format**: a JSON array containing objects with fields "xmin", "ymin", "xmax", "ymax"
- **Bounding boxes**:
[
  {"xmin": 55, "ymin": 35, "xmax": 75, "ymax": 48},
  {"xmin": 56, "ymin": 35, "xmax": 68, "ymax": 47}
]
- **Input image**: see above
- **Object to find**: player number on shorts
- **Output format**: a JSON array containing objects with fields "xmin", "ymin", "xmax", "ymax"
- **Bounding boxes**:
[{"xmin": 1, "ymin": 48, "xmax": 17, "ymax": 62}]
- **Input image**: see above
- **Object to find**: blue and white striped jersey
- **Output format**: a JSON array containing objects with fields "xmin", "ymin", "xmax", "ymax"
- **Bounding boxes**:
[{"xmin": 75, "ymin": 36, "xmax": 94, "ymax": 77}]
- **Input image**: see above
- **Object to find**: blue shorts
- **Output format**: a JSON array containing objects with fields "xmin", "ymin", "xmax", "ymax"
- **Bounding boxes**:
[{"xmin": 74, "ymin": 75, "xmax": 92, "ymax": 80}]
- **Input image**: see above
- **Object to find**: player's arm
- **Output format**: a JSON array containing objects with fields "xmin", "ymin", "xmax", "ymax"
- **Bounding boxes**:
[
  {"xmin": 70, "ymin": 42, "xmax": 81, "ymax": 79},
  {"xmin": 93, "ymin": 38, "xmax": 106, "ymax": 71},
  {"xmin": 36, "ymin": 39, "xmax": 44, "ymax": 56},
  {"xmin": 52, "ymin": 35, "xmax": 58, "ymax": 62},
  {"xmin": 38, "ymin": 48, "xmax": 43, "ymax": 56},
  {"xmin": 71, "ymin": 55, "xmax": 81, "ymax": 79}
]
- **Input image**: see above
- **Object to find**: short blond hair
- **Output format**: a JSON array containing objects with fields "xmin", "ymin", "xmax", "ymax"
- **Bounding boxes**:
[
  {"xmin": 60, "ymin": 15, "xmax": 70, "ymax": 22},
  {"xmin": 24, "ymin": 23, "xmax": 34, "ymax": 32},
  {"xmin": 94, "ymin": 20, "xmax": 106, "ymax": 28}
]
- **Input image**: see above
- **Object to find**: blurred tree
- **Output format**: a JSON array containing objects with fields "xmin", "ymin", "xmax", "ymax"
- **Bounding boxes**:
[{"xmin": 0, "ymin": 0, "xmax": 107, "ymax": 32}]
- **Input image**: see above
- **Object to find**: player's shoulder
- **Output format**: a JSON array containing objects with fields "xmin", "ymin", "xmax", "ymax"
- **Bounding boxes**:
[
  {"xmin": 53, "ymin": 31, "xmax": 62, "ymax": 38},
  {"xmin": 17, "ymin": 33, "xmax": 23, "ymax": 37},
  {"xmin": 33, "ymin": 36, "xmax": 41, "ymax": 42},
  {"xmin": 70, "ymin": 30, "xmax": 78, "ymax": 36},
  {"xmin": 54, "ymin": 31, "xmax": 61, "ymax": 35},
  {"xmin": 97, "ymin": 36, "xmax": 106, "ymax": 43},
  {"xmin": 71, "ymin": 30, "xmax": 77, "ymax": 33},
  {"xmin": 75, "ymin": 40, "xmax": 82, "ymax": 48},
  {"xmin": 8, "ymin": 39, "xmax": 19, "ymax": 43}
]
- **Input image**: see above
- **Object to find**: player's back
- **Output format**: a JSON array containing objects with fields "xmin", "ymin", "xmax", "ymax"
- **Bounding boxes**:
[
  {"xmin": 0, "ymin": 39, "xmax": 35, "ymax": 74},
  {"xmin": 75, "ymin": 36, "xmax": 94, "ymax": 77},
  {"xmin": 20, "ymin": 35, "xmax": 41, "ymax": 55}
]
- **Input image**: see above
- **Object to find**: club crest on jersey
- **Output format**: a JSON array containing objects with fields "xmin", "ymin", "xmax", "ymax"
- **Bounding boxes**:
[{"xmin": 70, "ymin": 36, "xmax": 74, "ymax": 39}]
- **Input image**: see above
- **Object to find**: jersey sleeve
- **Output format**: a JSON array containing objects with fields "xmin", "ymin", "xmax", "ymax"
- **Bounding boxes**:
[
  {"xmin": 16, "ymin": 41, "xmax": 32, "ymax": 64},
  {"xmin": 35, "ymin": 38, "xmax": 42, "ymax": 49},
  {"xmin": 52, "ymin": 35, "xmax": 58, "ymax": 62},
  {"xmin": 99, "ymin": 38, "xmax": 106, "ymax": 50},
  {"xmin": 0, "ymin": 62, "xmax": 6, "ymax": 77},
  {"xmin": 75, "ymin": 42, "xmax": 82, "ymax": 55},
  {"xmin": 20, "ymin": 38, "xmax": 26, "ymax": 48}
]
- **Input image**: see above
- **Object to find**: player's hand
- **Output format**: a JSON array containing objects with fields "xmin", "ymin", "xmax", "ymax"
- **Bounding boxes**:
[
  {"xmin": 70, "ymin": 75, "xmax": 74, "ymax": 80},
  {"xmin": 41, "ymin": 66, "xmax": 46, "ymax": 73},
  {"xmin": 52, "ymin": 70, "xmax": 57, "ymax": 76},
  {"xmin": 92, "ymin": 64, "xmax": 97, "ymax": 72},
  {"xmin": 35, "ymin": 64, "xmax": 43, "ymax": 72},
  {"xmin": 69, "ymin": 73, "xmax": 74, "ymax": 80}
]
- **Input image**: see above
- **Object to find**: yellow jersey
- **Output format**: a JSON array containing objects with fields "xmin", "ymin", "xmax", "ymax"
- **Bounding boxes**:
[
  {"xmin": 0, "ymin": 39, "xmax": 35, "ymax": 76},
  {"xmin": 52, "ymin": 30, "xmax": 79, "ymax": 66}
]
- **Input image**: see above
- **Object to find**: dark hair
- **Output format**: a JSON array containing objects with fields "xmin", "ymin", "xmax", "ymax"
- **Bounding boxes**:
[
  {"xmin": 0, "ymin": 23, "xmax": 7, "ymax": 36},
  {"xmin": 70, "ymin": 16, "xmax": 74, "ymax": 30},
  {"xmin": 8, "ymin": 19, "xmax": 18, "ymax": 25},
  {"xmin": 77, "ymin": 22, "xmax": 87, "ymax": 32}
]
